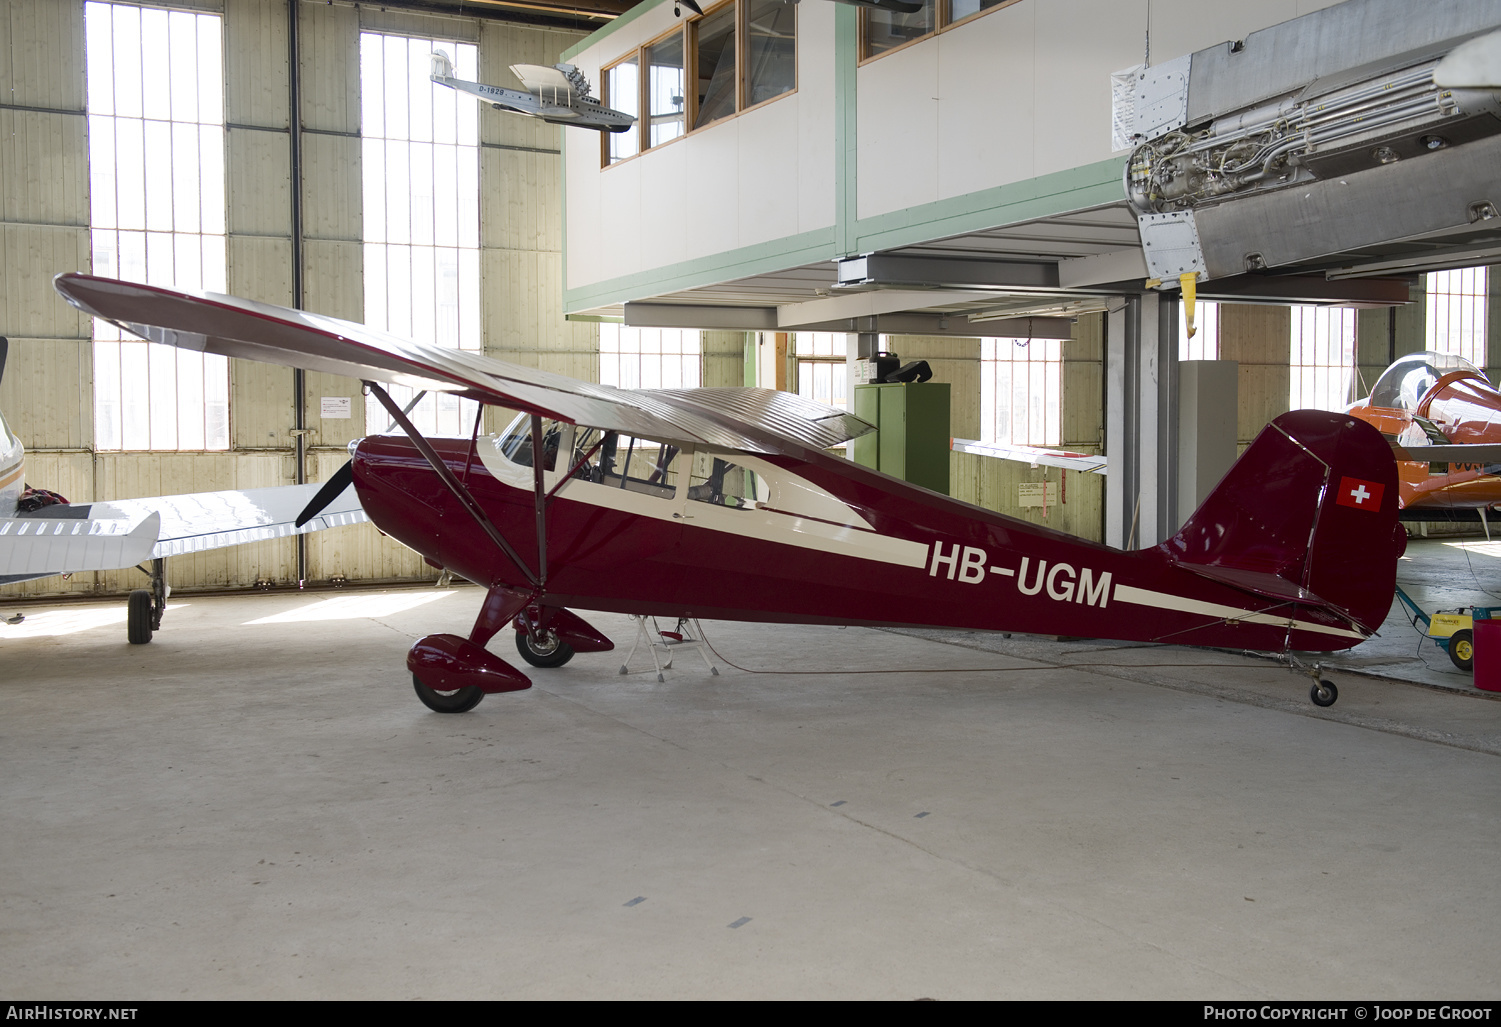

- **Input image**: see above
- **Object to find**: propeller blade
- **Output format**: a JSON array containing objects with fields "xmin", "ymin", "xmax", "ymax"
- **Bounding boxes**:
[
  {"xmin": 680, "ymin": 0, "xmax": 704, "ymax": 14},
  {"xmin": 0, "ymin": 337, "xmax": 8, "ymax": 389},
  {"xmin": 294, "ymin": 460, "xmax": 355, "ymax": 529}
]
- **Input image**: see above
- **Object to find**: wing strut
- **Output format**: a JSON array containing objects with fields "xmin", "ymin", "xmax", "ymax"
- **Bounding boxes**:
[{"xmin": 367, "ymin": 382, "xmax": 541, "ymax": 588}]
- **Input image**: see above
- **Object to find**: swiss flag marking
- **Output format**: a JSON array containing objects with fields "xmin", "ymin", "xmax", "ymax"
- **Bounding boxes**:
[{"xmin": 1336, "ymin": 476, "xmax": 1385, "ymax": 512}]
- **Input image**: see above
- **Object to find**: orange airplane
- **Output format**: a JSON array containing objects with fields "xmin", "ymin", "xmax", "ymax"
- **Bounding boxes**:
[{"xmin": 1346, "ymin": 352, "xmax": 1501, "ymax": 520}]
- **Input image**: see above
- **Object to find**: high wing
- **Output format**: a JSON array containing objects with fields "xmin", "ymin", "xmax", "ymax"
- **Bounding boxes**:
[
  {"xmin": 53, "ymin": 274, "xmax": 874, "ymax": 456},
  {"xmin": 951, "ymin": 437, "xmax": 1109, "ymax": 475},
  {"xmin": 0, "ymin": 483, "xmax": 365, "ymax": 586},
  {"xmin": 510, "ymin": 63, "xmax": 579, "ymax": 103}
]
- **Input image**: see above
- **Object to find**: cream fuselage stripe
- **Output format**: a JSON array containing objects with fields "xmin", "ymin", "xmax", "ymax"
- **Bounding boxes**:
[{"xmin": 1111, "ymin": 583, "xmax": 1366, "ymax": 641}]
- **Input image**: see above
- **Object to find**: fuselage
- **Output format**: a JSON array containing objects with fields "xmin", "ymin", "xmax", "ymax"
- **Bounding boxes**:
[{"xmin": 348, "ymin": 418, "xmax": 1386, "ymax": 654}]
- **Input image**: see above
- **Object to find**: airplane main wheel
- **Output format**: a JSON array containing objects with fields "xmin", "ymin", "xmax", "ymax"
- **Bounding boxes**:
[
  {"xmin": 127, "ymin": 589, "xmax": 154, "ymax": 645},
  {"xmin": 1448, "ymin": 630, "xmax": 1475, "ymax": 672},
  {"xmin": 412, "ymin": 674, "xmax": 484, "ymax": 713},
  {"xmin": 515, "ymin": 629, "xmax": 575, "ymax": 668},
  {"xmin": 1310, "ymin": 680, "xmax": 1338, "ymax": 707}
]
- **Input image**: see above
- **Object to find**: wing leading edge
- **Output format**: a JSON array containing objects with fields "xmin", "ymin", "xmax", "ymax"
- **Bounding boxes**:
[{"xmin": 53, "ymin": 274, "xmax": 874, "ymax": 456}]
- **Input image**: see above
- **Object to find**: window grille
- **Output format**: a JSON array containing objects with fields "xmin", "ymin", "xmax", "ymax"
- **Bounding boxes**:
[{"xmin": 980, "ymin": 338, "xmax": 1062, "ymax": 445}]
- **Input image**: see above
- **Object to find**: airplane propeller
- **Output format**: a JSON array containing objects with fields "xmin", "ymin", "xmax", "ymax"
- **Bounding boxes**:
[
  {"xmin": 294, "ymin": 460, "xmax": 355, "ymax": 529},
  {"xmin": 674, "ymin": 0, "xmax": 703, "ymax": 16}
]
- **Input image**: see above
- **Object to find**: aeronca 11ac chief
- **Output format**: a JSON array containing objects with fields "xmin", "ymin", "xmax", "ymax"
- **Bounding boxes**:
[{"xmin": 55, "ymin": 273, "xmax": 1409, "ymax": 712}]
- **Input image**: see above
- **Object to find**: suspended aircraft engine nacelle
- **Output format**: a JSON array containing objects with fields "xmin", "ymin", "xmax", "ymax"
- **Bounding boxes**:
[{"xmin": 1124, "ymin": 0, "xmax": 1501, "ymax": 282}]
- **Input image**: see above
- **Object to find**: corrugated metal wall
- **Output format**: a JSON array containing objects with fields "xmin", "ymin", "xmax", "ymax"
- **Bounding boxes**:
[{"xmin": 0, "ymin": 0, "xmax": 589, "ymax": 599}]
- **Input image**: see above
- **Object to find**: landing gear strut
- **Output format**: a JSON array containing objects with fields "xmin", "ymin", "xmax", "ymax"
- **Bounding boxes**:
[{"xmin": 127, "ymin": 557, "xmax": 167, "ymax": 645}]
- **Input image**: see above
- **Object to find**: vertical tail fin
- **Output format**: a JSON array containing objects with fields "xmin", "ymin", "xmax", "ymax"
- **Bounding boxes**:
[{"xmin": 1163, "ymin": 410, "xmax": 1404, "ymax": 638}]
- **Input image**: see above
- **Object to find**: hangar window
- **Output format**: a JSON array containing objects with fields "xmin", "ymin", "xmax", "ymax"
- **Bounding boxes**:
[
  {"xmin": 981, "ymin": 338, "xmax": 1062, "ymax": 446},
  {"xmin": 361, "ymin": 32, "xmax": 482, "ymax": 438},
  {"xmin": 795, "ymin": 333, "xmax": 849, "ymax": 411},
  {"xmin": 1289, "ymin": 307, "xmax": 1358, "ymax": 411},
  {"xmin": 86, "ymin": 1, "xmax": 229, "ymax": 452},
  {"xmin": 860, "ymin": 0, "xmax": 1022, "ymax": 61},
  {"xmin": 601, "ymin": 0, "xmax": 796, "ymax": 167},
  {"xmin": 599, "ymin": 324, "xmax": 703, "ymax": 390},
  {"xmin": 1178, "ymin": 302, "xmax": 1220, "ymax": 361},
  {"xmin": 1426, "ymin": 268, "xmax": 1489, "ymax": 368}
]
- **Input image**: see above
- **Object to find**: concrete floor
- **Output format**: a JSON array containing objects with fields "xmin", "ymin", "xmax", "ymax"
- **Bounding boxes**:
[{"xmin": 2, "ymin": 586, "xmax": 1499, "ymax": 999}]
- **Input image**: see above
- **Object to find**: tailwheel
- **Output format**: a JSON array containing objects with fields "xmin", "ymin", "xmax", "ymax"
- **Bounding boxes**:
[
  {"xmin": 1310, "ymin": 679, "xmax": 1338, "ymax": 707},
  {"xmin": 515, "ymin": 627, "xmax": 575, "ymax": 668},
  {"xmin": 127, "ymin": 589, "xmax": 154, "ymax": 645},
  {"xmin": 1447, "ymin": 629, "xmax": 1474, "ymax": 672},
  {"xmin": 412, "ymin": 673, "xmax": 485, "ymax": 713}
]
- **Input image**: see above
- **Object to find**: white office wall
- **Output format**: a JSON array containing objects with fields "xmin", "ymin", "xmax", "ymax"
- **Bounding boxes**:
[{"xmin": 565, "ymin": 0, "xmax": 1353, "ymax": 302}]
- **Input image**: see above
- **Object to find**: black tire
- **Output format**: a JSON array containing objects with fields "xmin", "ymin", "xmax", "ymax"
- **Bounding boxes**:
[
  {"xmin": 515, "ymin": 628, "xmax": 576, "ymax": 668},
  {"xmin": 127, "ymin": 589, "xmax": 154, "ymax": 645},
  {"xmin": 412, "ymin": 674, "xmax": 484, "ymax": 713},
  {"xmin": 1310, "ymin": 680, "xmax": 1338, "ymax": 707},
  {"xmin": 1448, "ymin": 630, "xmax": 1475, "ymax": 672}
]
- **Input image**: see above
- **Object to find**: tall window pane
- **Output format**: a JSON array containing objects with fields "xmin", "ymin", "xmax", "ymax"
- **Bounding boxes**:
[
  {"xmin": 744, "ymin": 0, "xmax": 796, "ymax": 107},
  {"xmin": 1427, "ymin": 268, "xmax": 1489, "ymax": 367},
  {"xmin": 646, "ymin": 32, "xmax": 686, "ymax": 147},
  {"xmin": 87, "ymin": 1, "xmax": 229, "ymax": 451},
  {"xmin": 795, "ymin": 332, "xmax": 847, "ymax": 410},
  {"xmin": 1290, "ymin": 307, "xmax": 1357, "ymax": 411},
  {"xmin": 362, "ymin": 33, "xmax": 481, "ymax": 437},
  {"xmin": 692, "ymin": 4, "xmax": 737, "ymax": 129},
  {"xmin": 604, "ymin": 56, "xmax": 639, "ymax": 163},
  {"xmin": 1179, "ymin": 301, "xmax": 1220, "ymax": 361},
  {"xmin": 981, "ymin": 338, "xmax": 1062, "ymax": 445}
]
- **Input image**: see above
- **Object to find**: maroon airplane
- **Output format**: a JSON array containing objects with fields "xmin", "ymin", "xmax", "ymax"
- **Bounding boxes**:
[{"xmin": 55, "ymin": 273, "xmax": 1406, "ymax": 711}]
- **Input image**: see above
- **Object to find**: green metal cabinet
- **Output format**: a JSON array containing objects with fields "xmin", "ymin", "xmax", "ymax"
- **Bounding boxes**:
[{"xmin": 852, "ymin": 382, "xmax": 951, "ymax": 495}]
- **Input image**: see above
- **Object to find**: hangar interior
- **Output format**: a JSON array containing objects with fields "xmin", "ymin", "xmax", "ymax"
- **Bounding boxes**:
[{"xmin": 4, "ymin": 0, "xmax": 1501, "ymax": 1001}]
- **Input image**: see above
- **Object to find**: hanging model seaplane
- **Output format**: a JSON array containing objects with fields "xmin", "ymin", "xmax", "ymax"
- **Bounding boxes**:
[
  {"xmin": 53, "ymin": 273, "xmax": 1408, "ymax": 711},
  {"xmin": 428, "ymin": 50, "xmax": 635, "ymax": 134},
  {"xmin": 0, "ymin": 336, "xmax": 365, "ymax": 644}
]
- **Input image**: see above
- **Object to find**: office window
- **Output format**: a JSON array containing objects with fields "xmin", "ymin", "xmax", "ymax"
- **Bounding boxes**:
[
  {"xmin": 1179, "ymin": 301, "xmax": 1220, "ymax": 361},
  {"xmin": 692, "ymin": 3, "xmax": 737, "ymax": 129},
  {"xmin": 860, "ymin": 0, "xmax": 1020, "ymax": 61},
  {"xmin": 1290, "ymin": 307, "xmax": 1358, "ymax": 411},
  {"xmin": 599, "ymin": 324, "xmax": 702, "ymax": 390},
  {"xmin": 1427, "ymin": 268, "xmax": 1489, "ymax": 367},
  {"xmin": 795, "ymin": 333, "xmax": 848, "ymax": 410},
  {"xmin": 603, "ymin": 55, "xmax": 639, "ymax": 163},
  {"xmin": 744, "ymin": 0, "xmax": 797, "ymax": 106},
  {"xmin": 981, "ymin": 338, "xmax": 1063, "ymax": 445},
  {"xmin": 361, "ymin": 33, "xmax": 481, "ymax": 437},
  {"xmin": 87, "ymin": 1, "xmax": 229, "ymax": 451},
  {"xmin": 602, "ymin": 0, "xmax": 796, "ymax": 166}
]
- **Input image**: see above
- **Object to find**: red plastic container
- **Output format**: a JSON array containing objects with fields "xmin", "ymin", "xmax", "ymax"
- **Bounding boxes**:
[{"xmin": 1473, "ymin": 618, "xmax": 1501, "ymax": 691}]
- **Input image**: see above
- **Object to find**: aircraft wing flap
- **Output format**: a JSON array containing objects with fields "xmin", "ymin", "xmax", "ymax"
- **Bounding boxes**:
[
  {"xmin": 0, "ymin": 509, "xmax": 160, "ymax": 578},
  {"xmin": 53, "ymin": 275, "xmax": 850, "ymax": 456}
]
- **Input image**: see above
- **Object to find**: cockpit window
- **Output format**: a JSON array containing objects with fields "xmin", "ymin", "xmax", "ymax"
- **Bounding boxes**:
[
  {"xmin": 577, "ymin": 426, "xmax": 681, "ymax": 500},
  {"xmin": 1368, "ymin": 352, "xmax": 1488, "ymax": 411},
  {"xmin": 687, "ymin": 452, "xmax": 756, "ymax": 510},
  {"xmin": 498, "ymin": 415, "xmax": 562, "ymax": 471}
]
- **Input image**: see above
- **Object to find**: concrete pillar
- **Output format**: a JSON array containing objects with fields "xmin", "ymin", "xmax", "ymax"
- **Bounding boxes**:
[{"xmin": 1178, "ymin": 360, "xmax": 1239, "ymax": 523}]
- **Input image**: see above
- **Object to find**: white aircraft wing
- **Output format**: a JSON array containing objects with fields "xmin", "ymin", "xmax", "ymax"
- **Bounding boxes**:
[
  {"xmin": 0, "ymin": 481, "xmax": 364, "ymax": 585},
  {"xmin": 54, "ymin": 274, "xmax": 874, "ymax": 457},
  {"xmin": 951, "ymin": 438, "xmax": 1109, "ymax": 475},
  {"xmin": 511, "ymin": 63, "xmax": 578, "ymax": 102},
  {"xmin": 0, "ymin": 509, "xmax": 160, "ymax": 584},
  {"xmin": 108, "ymin": 481, "xmax": 367, "ymax": 558}
]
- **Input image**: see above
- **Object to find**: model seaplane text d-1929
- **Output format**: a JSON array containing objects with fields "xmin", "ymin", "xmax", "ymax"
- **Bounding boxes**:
[{"xmin": 54, "ymin": 273, "xmax": 1407, "ymax": 710}]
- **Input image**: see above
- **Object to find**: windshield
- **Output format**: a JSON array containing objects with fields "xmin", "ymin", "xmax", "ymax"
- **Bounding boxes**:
[{"xmin": 1367, "ymin": 352, "xmax": 1488, "ymax": 411}]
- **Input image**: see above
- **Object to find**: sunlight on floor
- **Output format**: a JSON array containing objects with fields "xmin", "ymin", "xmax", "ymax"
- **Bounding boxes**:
[
  {"xmin": 245, "ymin": 591, "xmax": 455, "ymax": 625},
  {"xmin": 1442, "ymin": 541, "xmax": 1501, "ymax": 558},
  {"xmin": 0, "ymin": 604, "xmax": 187, "ymax": 639}
]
